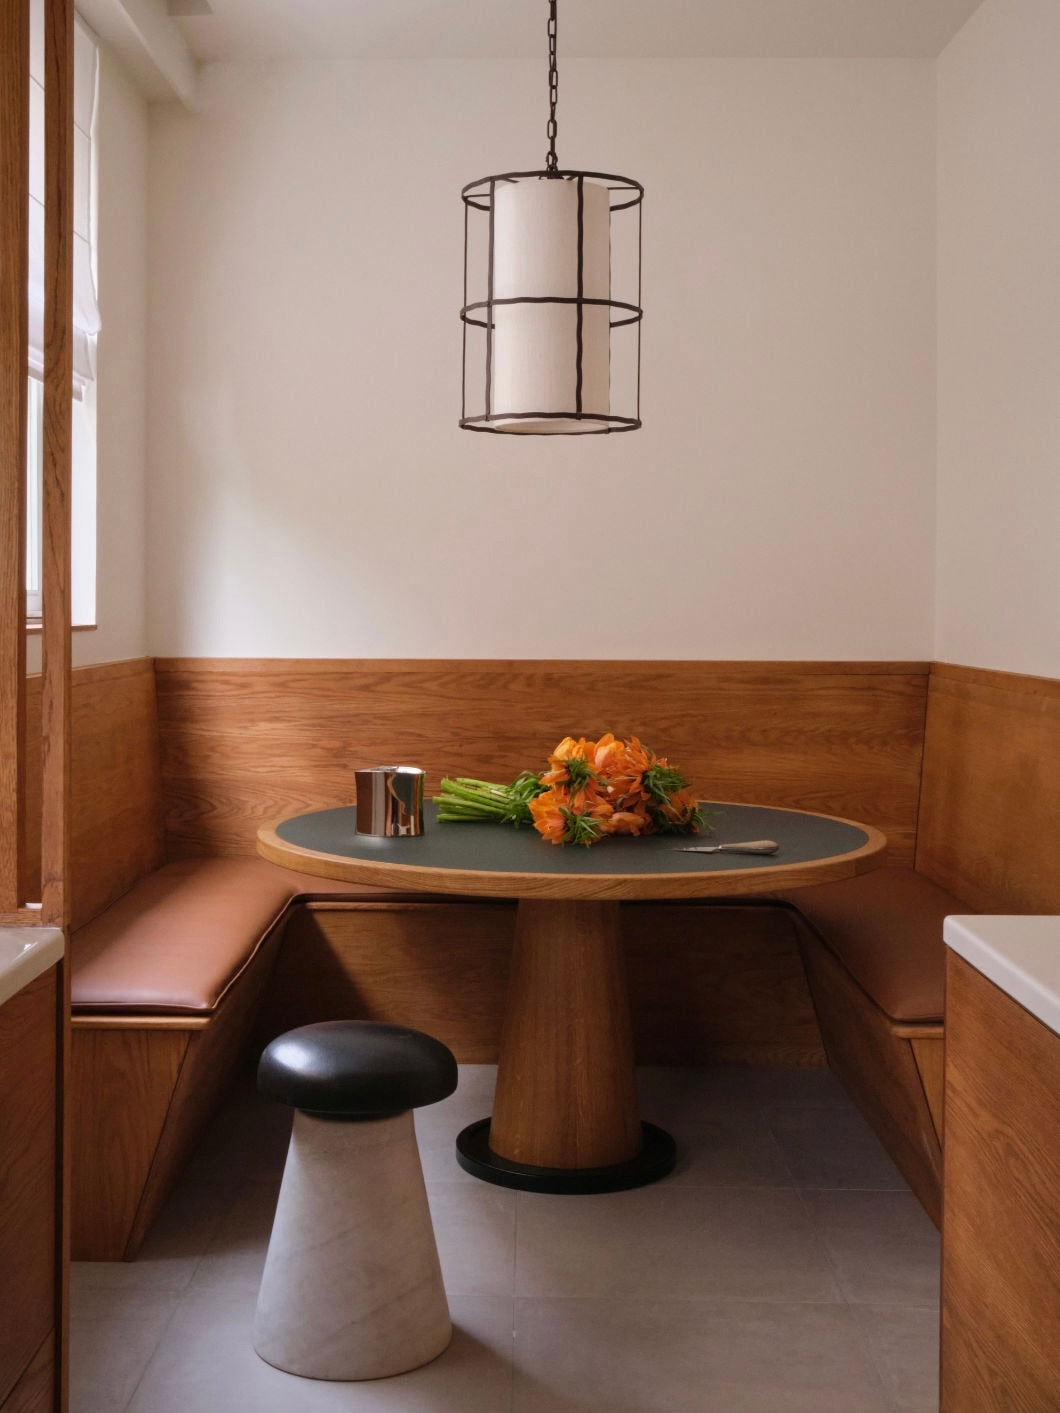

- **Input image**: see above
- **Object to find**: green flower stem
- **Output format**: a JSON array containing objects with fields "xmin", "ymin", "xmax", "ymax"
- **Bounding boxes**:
[{"xmin": 432, "ymin": 774, "xmax": 544, "ymax": 826}]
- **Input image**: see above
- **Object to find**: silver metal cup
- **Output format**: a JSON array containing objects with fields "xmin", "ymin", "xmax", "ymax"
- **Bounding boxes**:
[{"xmin": 354, "ymin": 765, "xmax": 425, "ymax": 837}]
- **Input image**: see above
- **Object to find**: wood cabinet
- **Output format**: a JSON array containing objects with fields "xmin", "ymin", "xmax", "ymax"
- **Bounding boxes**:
[
  {"xmin": 941, "ymin": 950, "xmax": 1060, "ymax": 1411},
  {"xmin": 0, "ymin": 968, "xmax": 58, "ymax": 1410}
]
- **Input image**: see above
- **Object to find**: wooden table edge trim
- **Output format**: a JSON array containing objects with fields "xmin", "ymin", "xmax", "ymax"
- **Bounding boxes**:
[{"xmin": 256, "ymin": 809, "xmax": 888, "ymax": 902}]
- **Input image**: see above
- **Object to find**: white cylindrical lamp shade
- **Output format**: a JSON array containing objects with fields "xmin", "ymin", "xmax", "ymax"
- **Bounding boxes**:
[{"xmin": 490, "ymin": 177, "xmax": 611, "ymax": 433}]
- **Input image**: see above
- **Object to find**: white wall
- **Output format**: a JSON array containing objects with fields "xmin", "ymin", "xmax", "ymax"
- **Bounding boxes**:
[
  {"xmin": 147, "ymin": 58, "xmax": 936, "ymax": 660},
  {"xmin": 936, "ymin": 0, "xmax": 1060, "ymax": 677}
]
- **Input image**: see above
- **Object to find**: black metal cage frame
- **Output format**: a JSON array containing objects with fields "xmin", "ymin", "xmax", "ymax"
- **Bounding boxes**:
[{"xmin": 460, "ymin": 169, "xmax": 643, "ymax": 435}]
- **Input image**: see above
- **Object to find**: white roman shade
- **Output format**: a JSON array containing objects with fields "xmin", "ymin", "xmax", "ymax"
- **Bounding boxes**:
[{"xmin": 28, "ymin": 7, "xmax": 101, "ymax": 397}]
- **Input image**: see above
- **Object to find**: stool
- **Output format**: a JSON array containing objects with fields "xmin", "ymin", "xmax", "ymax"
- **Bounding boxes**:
[{"xmin": 252, "ymin": 1020, "xmax": 458, "ymax": 1381}]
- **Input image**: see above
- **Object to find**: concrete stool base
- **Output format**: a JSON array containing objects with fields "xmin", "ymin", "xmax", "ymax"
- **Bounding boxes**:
[{"xmin": 253, "ymin": 1109, "xmax": 451, "ymax": 1381}]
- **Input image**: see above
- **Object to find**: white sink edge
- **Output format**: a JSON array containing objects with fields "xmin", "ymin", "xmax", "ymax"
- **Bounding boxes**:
[{"xmin": 0, "ymin": 927, "xmax": 65, "ymax": 1008}]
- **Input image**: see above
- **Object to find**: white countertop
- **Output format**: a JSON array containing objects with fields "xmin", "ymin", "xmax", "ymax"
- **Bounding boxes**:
[
  {"xmin": 945, "ymin": 916, "xmax": 1060, "ymax": 1036},
  {"xmin": 0, "ymin": 927, "xmax": 65, "ymax": 1008}
]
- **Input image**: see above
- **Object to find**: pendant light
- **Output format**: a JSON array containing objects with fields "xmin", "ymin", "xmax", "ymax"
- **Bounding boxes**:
[{"xmin": 460, "ymin": 0, "xmax": 643, "ymax": 434}]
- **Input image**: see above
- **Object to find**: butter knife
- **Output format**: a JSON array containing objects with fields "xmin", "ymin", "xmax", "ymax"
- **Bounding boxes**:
[{"xmin": 675, "ymin": 840, "xmax": 779, "ymax": 855}]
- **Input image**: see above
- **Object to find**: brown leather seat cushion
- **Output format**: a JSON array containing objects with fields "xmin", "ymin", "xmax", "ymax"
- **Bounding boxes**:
[
  {"xmin": 780, "ymin": 867, "xmax": 973, "ymax": 1023},
  {"xmin": 71, "ymin": 858, "xmax": 417, "ymax": 1015}
]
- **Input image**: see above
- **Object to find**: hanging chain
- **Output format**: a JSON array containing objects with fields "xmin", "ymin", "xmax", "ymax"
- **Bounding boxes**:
[{"xmin": 545, "ymin": 0, "xmax": 559, "ymax": 172}]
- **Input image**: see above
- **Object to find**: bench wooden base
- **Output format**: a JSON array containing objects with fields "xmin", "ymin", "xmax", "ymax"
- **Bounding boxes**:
[
  {"xmin": 797, "ymin": 922, "xmax": 944, "ymax": 1226},
  {"xmin": 70, "ymin": 917, "xmax": 286, "ymax": 1262}
]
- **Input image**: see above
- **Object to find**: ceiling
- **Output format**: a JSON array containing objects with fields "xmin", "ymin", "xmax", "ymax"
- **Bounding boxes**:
[{"xmin": 170, "ymin": 0, "xmax": 987, "ymax": 63}]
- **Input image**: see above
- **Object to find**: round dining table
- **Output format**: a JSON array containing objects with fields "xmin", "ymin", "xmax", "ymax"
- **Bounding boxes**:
[{"xmin": 259, "ymin": 800, "xmax": 886, "ymax": 1194}]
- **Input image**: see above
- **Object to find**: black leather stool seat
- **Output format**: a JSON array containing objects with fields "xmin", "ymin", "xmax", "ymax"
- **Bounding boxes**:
[{"xmin": 258, "ymin": 1020, "xmax": 458, "ymax": 1119}]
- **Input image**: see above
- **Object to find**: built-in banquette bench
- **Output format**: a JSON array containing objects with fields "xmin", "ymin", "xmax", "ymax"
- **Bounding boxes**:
[
  {"xmin": 784, "ymin": 662, "xmax": 1059, "ymax": 1225},
  {"xmin": 26, "ymin": 658, "xmax": 1056, "ymax": 1256},
  {"xmin": 68, "ymin": 859, "xmax": 407, "ymax": 1259}
]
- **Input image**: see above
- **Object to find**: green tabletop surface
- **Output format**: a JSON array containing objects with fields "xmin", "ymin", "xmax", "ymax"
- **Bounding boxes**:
[{"xmin": 275, "ymin": 801, "xmax": 870, "ymax": 878}]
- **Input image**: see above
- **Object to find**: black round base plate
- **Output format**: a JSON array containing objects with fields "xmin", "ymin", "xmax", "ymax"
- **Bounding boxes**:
[{"xmin": 455, "ymin": 1118, "xmax": 676, "ymax": 1194}]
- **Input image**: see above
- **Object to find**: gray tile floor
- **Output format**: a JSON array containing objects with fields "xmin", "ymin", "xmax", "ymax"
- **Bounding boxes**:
[{"xmin": 71, "ymin": 1065, "xmax": 940, "ymax": 1412}]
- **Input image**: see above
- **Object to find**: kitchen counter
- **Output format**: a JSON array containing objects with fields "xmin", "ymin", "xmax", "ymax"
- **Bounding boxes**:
[
  {"xmin": 0, "ymin": 927, "xmax": 64, "ymax": 1008},
  {"xmin": 944, "ymin": 914, "xmax": 1060, "ymax": 1035},
  {"xmin": 940, "ymin": 913, "xmax": 1060, "ymax": 1410}
]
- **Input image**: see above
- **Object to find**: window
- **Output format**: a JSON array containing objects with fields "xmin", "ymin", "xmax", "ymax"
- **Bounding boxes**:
[{"xmin": 25, "ymin": 6, "xmax": 100, "ymax": 624}]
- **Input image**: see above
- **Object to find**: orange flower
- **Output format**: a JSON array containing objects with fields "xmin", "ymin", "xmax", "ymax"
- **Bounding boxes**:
[
  {"xmin": 653, "ymin": 785, "xmax": 701, "ymax": 831},
  {"xmin": 528, "ymin": 734, "xmax": 701, "ymax": 845},
  {"xmin": 589, "ymin": 732, "xmax": 650, "ymax": 805},
  {"xmin": 575, "ymin": 784, "xmax": 614, "ymax": 826},
  {"xmin": 541, "ymin": 735, "xmax": 598, "ymax": 787},
  {"xmin": 529, "ymin": 788, "xmax": 568, "ymax": 845}
]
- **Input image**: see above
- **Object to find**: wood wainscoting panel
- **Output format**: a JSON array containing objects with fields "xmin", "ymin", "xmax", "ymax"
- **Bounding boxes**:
[
  {"xmin": 261, "ymin": 902, "xmax": 516, "ymax": 1062},
  {"xmin": 909, "ymin": 1036, "xmax": 945, "ymax": 1143},
  {"xmin": 0, "ymin": 1334, "xmax": 54, "ymax": 1413},
  {"xmin": 154, "ymin": 659, "xmax": 928, "ymax": 867},
  {"xmin": 941, "ymin": 952, "xmax": 1060, "ymax": 1411},
  {"xmin": 0, "ymin": 970, "xmax": 57, "ymax": 1407},
  {"xmin": 260, "ymin": 900, "xmax": 823, "ymax": 1067},
  {"xmin": 625, "ymin": 903, "xmax": 824, "ymax": 1066},
  {"xmin": 24, "ymin": 658, "xmax": 164, "ymax": 927},
  {"xmin": 69, "ymin": 1025, "xmax": 190, "ymax": 1261},
  {"xmin": 917, "ymin": 663, "xmax": 1060, "ymax": 913},
  {"xmin": 797, "ymin": 923, "xmax": 942, "ymax": 1225},
  {"xmin": 71, "ymin": 914, "xmax": 289, "ymax": 1261}
]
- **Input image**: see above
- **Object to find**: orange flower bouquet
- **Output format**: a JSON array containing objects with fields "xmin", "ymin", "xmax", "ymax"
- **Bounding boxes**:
[{"xmin": 434, "ymin": 734, "xmax": 707, "ymax": 847}]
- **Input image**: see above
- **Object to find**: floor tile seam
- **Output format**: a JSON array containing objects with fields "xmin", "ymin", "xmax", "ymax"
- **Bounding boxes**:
[
  {"xmin": 161, "ymin": 1182, "xmax": 249, "ymax": 1304},
  {"xmin": 505, "ymin": 1292, "xmax": 517, "ymax": 1413},
  {"xmin": 846, "ymin": 1302, "xmax": 915, "ymax": 1413},
  {"xmin": 657, "ymin": 1177, "xmax": 800, "ymax": 1190},
  {"xmin": 793, "ymin": 1182, "xmax": 913, "ymax": 1194},
  {"xmin": 759, "ymin": 1108, "xmax": 801, "ymax": 1187},
  {"xmin": 792, "ymin": 1184, "xmax": 852, "ymax": 1309},
  {"xmin": 512, "ymin": 1180, "xmax": 813, "ymax": 1195},
  {"xmin": 117, "ymin": 1285, "xmax": 188, "ymax": 1413},
  {"xmin": 796, "ymin": 1185, "xmax": 921, "ymax": 1199},
  {"xmin": 761, "ymin": 1111, "xmax": 910, "ymax": 1191},
  {"xmin": 511, "ymin": 1185, "xmax": 521, "ymax": 1298},
  {"xmin": 509, "ymin": 1292, "xmax": 858, "ymax": 1309},
  {"xmin": 842, "ymin": 1297, "xmax": 941, "ymax": 1311},
  {"xmin": 509, "ymin": 1290, "xmax": 871, "ymax": 1308}
]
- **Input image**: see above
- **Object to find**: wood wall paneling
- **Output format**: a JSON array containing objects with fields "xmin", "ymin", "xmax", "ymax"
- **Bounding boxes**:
[
  {"xmin": 262, "ymin": 901, "xmax": 824, "ymax": 1067},
  {"xmin": 625, "ymin": 903, "xmax": 824, "ymax": 1065},
  {"xmin": 797, "ymin": 925, "xmax": 942, "ymax": 1225},
  {"xmin": 23, "ymin": 659, "xmax": 164, "ymax": 928},
  {"xmin": 941, "ymin": 952, "xmax": 1060, "ymax": 1411},
  {"xmin": 68, "ymin": 1025, "xmax": 190, "ymax": 1262},
  {"xmin": 0, "ymin": 1335, "xmax": 54, "ymax": 1413},
  {"xmin": 262, "ymin": 902, "xmax": 516, "ymax": 1061},
  {"xmin": 154, "ymin": 659, "xmax": 929, "ymax": 867},
  {"xmin": 909, "ymin": 1036, "xmax": 944, "ymax": 1144},
  {"xmin": 0, "ymin": 970, "xmax": 57, "ymax": 1405},
  {"xmin": 917, "ymin": 663, "xmax": 1060, "ymax": 913}
]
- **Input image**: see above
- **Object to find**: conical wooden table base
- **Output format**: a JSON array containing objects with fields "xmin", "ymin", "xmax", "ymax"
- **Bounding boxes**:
[{"xmin": 456, "ymin": 900, "xmax": 676, "ymax": 1193}]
